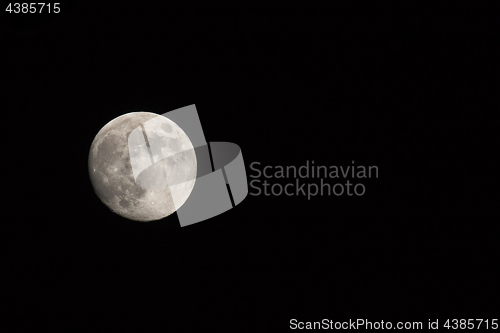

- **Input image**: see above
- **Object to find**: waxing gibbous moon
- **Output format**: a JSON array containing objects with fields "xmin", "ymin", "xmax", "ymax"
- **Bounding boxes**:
[{"xmin": 88, "ymin": 112, "xmax": 197, "ymax": 222}]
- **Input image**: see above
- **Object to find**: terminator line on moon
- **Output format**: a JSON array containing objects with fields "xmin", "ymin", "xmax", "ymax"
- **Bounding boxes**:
[{"xmin": 88, "ymin": 112, "xmax": 197, "ymax": 222}]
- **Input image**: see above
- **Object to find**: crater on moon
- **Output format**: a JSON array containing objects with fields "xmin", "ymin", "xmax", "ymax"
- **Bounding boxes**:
[{"xmin": 88, "ymin": 112, "xmax": 197, "ymax": 222}]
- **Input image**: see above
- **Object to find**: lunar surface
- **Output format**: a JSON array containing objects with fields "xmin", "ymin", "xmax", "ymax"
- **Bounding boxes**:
[{"xmin": 88, "ymin": 112, "xmax": 197, "ymax": 221}]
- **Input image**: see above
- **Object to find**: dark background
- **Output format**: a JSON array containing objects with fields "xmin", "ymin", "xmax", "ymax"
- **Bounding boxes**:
[{"xmin": 2, "ymin": 2, "xmax": 498, "ymax": 331}]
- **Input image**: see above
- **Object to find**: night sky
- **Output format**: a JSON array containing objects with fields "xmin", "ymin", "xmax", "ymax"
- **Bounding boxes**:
[{"xmin": 2, "ymin": 3, "xmax": 498, "ymax": 331}]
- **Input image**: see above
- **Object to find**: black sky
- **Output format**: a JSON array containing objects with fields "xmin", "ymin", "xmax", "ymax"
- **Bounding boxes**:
[{"xmin": 2, "ymin": 3, "xmax": 498, "ymax": 331}]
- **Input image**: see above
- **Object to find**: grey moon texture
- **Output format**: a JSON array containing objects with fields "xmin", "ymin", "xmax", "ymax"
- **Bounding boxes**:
[{"xmin": 88, "ymin": 112, "xmax": 197, "ymax": 222}]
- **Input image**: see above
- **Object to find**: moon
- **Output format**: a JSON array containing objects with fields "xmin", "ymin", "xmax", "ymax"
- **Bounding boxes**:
[{"xmin": 88, "ymin": 112, "xmax": 197, "ymax": 222}]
